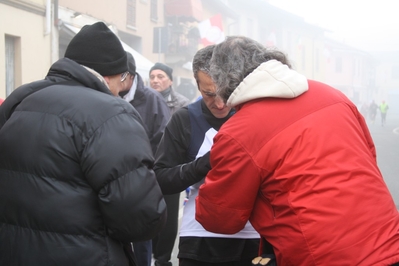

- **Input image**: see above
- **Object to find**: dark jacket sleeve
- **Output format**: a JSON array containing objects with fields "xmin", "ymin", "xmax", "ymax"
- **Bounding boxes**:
[
  {"xmin": 81, "ymin": 109, "xmax": 167, "ymax": 243},
  {"xmin": 154, "ymin": 108, "xmax": 210, "ymax": 195},
  {"xmin": 147, "ymin": 92, "xmax": 171, "ymax": 155}
]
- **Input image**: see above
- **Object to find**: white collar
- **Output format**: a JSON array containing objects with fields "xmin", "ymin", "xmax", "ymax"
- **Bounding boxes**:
[{"xmin": 123, "ymin": 75, "xmax": 138, "ymax": 103}]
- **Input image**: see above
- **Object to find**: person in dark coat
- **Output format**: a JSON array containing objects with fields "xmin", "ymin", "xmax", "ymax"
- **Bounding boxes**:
[
  {"xmin": 154, "ymin": 45, "xmax": 262, "ymax": 266},
  {"xmin": 0, "ymin": 22, "xmax": 166, "ymax": 266},
  {"xmin": 120, "ymin": 52, "xmax": 171, "ymax": 266},
  {"xmin": 149, "ymin": 62, "xmax": 190, "ymax": 266}
]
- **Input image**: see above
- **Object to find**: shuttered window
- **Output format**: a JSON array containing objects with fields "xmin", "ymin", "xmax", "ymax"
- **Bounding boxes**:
[
  {"xmin": 151, "ymin": 0, "xmax": 158, "ymax": 21},
  {"xmin": 127, "ymin": 0, "xmax": 136, "ymax": 28}
]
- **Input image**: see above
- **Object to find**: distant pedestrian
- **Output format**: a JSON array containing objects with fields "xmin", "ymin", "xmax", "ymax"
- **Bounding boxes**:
[
  {"xmin": 368, "ymin": 100, "xmax": 378, "ymax": 124},
  {"xmin": 379, "ymin": 100, "xmax": 389, "ymax": 126},
  {"xmin": 360, "ymin": 101, "xmax": 369, "ymax": 118}
]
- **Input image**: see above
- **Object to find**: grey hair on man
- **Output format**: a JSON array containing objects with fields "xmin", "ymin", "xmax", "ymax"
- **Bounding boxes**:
[
  {"xmin": 192, "ymin": 44, "xmax": 215, "ymax": 84},
  {"xmin": 210, "ymin": 36, "xmax": 292, "ymax": 103}
]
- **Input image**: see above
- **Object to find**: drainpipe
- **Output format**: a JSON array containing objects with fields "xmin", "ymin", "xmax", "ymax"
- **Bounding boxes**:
[
  {"xmin": 51, "ymin": 0, "xmax": 60, "ymax": 64},
  {"xmin": 54, "ymin": 0, "xmax": 59, "ymax": 27},
  {"xmin": 45, "ymin": 0, "xmax": 51, "ymax": 35}
]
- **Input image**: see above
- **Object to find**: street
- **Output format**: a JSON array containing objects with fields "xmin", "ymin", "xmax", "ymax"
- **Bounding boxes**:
[{"xmin": 367, "ymin": 113, "xmax": 399, "ymax": 208}]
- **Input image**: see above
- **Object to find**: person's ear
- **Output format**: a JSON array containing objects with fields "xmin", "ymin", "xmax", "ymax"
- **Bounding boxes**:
[{"xmin": 103, "ymin": 76, "xmax": 111, "ymax": 85}]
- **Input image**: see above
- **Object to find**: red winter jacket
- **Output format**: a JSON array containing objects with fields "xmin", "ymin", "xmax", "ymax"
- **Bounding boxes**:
[{"xmin": 196, "ymin": 60, "xmax": 399, "ymax": 266}]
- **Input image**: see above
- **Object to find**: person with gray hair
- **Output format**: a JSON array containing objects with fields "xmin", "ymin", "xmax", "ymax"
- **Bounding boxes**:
[
  {"xmin": 154, "ymin": 45, "xmax": 265, "ymax": 266},
  {"xmin": 196, "ymin": 36, "xmax": 399, "ymax": 265}
]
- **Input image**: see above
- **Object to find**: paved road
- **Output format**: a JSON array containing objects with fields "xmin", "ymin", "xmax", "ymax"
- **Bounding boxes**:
[
  {"xmin": 157, "ymin": 193, "xmax": 183, "ymax": 266},
  {"xmin": 367, "ymin": 112, "xmax": 399, "ymax": 208},
  {"xmin": 166, "ymin": 113, "xmax": 399, "ymax": 265}
]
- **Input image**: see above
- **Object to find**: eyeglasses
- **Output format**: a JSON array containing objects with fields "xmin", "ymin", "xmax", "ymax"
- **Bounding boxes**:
[{"xmin": 121, "ymin": 72, "xmax": 129, "ymax": 82}]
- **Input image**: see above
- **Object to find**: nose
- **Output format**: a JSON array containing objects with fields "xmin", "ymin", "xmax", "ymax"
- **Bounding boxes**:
[{"xmin": 214, "ymin": 96, "xmax": 226, "ymax": 109}]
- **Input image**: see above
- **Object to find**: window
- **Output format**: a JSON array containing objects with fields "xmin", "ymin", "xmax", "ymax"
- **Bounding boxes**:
[
  {"xmin": 151, "ymin": 0, "xmax": 158, "ymax": 21},
  {"xmin": 127, "ymin": 0, "xmax": 136, "ymax": 28}
]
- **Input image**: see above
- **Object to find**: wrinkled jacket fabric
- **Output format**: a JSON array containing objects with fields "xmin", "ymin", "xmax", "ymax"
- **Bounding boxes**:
[
  {"xmin": 196, "ymin": 60, "xmax": 399, "ymax": 265},
  {"xmin": 0, "ymin": 58, "xmax": 166, "ymax": 266},
  {"xmin": 124, "ymin": 74, "xmax": 171, "ymax": 154},
  {"xmin": 164, "ymin": 87, "xmax": 191, "ymax": 114}
]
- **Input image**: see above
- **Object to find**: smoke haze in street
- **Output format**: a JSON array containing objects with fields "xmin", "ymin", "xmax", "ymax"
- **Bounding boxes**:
[{"xmin": 269, "ymin": 0, "xmax": 399, "ymax": 52}]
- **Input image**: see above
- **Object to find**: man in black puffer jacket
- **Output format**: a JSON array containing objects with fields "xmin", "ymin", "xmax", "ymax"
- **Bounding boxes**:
[{"xmin": 0, "ymin": 22, "xmax": 166, "ymax": 266}]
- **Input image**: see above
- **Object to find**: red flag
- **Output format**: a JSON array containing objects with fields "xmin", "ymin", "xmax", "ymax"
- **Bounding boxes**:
[{"xmin": 198, "ymin": 14, "xmax": 225, "ymax": 46}]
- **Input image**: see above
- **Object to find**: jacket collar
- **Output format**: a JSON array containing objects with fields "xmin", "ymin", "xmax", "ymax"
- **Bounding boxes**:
[{"xmin": 227, "ymin": 60, "xmax": 308, "ymax": 107}]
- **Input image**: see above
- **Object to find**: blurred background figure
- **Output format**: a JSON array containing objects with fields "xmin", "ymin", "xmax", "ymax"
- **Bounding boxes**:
[
  {"xmin": 379, "ymin": 100, "xmax": 389, "ymax": 126},
  {"xmin": 368, "ymin": 100, "xmax": 379, "ymax": 124},
  {"xmin": 360, "ymin": 101, "xmax": 369, "ymax": 119}
]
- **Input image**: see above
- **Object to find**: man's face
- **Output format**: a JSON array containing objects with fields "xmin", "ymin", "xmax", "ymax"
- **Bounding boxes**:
[
  {"xmin": 120, "ymin": 73, "xmax": 134, "ymax": 92},
  {"xmin": 106, "ymin": 72, "xmax": 129, "ymax": 96},
  {"xmin": 149, "ymin": 69, "xmax": 173, "ymax": 92},
  {"xmin": 197, "ymin": 71, "xmax": 231, "ymax": 118}
]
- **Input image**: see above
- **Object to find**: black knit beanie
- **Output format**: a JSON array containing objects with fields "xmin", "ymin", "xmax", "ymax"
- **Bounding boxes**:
[
  {"xmin": 150, "ymin": 62, "xmax": 173, "ymax": 81},
  {"xmin": 65, "ymin": 22, "xmax": 127, "ymax": 76},
  {"xmin": 126, "ymin": 52, "xmax": 136, "ymax": 75}
]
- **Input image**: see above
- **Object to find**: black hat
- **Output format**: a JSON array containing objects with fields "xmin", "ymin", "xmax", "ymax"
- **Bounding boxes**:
[
  {"xmin": 150, "ymin": 62, "xmax": 173, "ymax": 81},
  {"xmin": 126, "ymin": 51, "xmax": 136, "ymax": 75},
  {"xmin": 65, "ymin": 22, "xmax": 127, "ymax": 76}
]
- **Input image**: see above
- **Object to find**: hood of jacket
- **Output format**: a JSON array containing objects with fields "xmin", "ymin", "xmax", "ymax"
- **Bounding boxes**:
[{"xmin": 227, "ymin": 59, "xmax": 309, "ymax": 107}]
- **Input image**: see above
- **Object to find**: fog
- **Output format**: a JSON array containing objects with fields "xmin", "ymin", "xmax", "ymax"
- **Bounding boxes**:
[
  {"xmin": 269, "ymin": 0, "xmax": 399, "ymax": 116},
  {"xmin": 269, "ymin": 0, "xmax": 399, "ymax": 52}
]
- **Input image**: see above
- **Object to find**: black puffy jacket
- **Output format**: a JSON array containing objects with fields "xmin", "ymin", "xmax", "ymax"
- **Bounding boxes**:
[{"xmin": 0, "ymin": 58, "xmax": 166, "ymax": 266}]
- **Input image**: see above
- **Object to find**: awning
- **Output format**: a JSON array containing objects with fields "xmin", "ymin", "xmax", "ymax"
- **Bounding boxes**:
[
  {"xmin": 61, "ymin": 23, "xmax": 154, "ymax": 79},
  {"xmin": 165, "ymin": 0, "xmax": 203, "ymax": 22}
]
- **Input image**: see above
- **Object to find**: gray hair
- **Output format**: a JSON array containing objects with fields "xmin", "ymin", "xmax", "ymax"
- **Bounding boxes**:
[
  {"xmin": 192, "ymin": 45, "xmax": 215, "ymax": 84},
  {"xmin": 210, "ymin": 36, "xmax": 291, "ymax": 103}
]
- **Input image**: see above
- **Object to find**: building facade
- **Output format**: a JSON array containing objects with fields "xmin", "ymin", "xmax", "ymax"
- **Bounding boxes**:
[
  {"xmin": 1, "ymin": 0, "xmax": 397, "ymax": 107},
  {"xmin": 0, "ymin": 0, "xmax": 52, "ymax": 98}
]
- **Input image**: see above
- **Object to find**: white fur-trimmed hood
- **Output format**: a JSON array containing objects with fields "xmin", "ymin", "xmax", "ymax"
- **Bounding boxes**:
[{"xmin": 226, "ymin": 60, "xmax": 309, "ymax": 107}]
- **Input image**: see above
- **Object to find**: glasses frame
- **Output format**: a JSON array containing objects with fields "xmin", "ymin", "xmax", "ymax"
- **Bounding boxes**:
[{"xmin": 121, "ymin": 72, "xmax": 129, "ymax": 82}]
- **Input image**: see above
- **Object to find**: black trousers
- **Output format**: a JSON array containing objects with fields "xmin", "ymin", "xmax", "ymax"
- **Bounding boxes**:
[
  {"xmin": 152, "ymin": 193, "xmax": 180, "ymax": 263},
  {"xmin": 179, "ymin": 258, "xmax": 254, "ymax": 266}
]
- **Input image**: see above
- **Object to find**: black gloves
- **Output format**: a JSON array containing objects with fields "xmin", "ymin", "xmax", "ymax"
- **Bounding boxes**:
[{"xmin": 193, "ymin": 151, "xmax": 211, "ymax": 180}]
